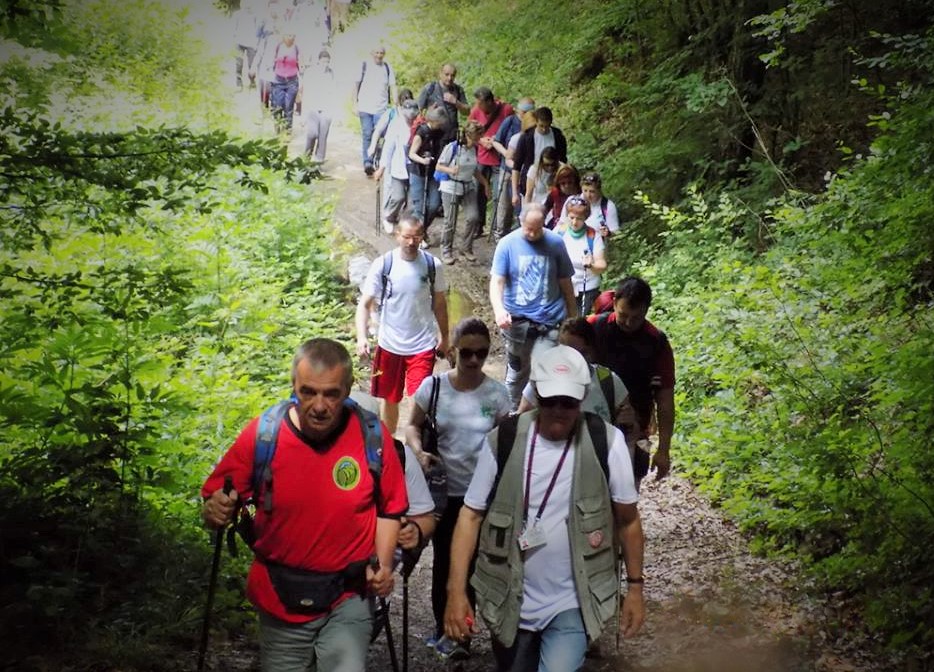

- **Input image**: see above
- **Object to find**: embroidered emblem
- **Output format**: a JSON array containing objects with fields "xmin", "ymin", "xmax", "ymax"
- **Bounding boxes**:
[
  {"xmin": 333, "ymin": 456, "xmax": 361, "ymax": 490},
  {"xmin": 588, "ymin": 530, "xmax": 604, "ymax": 548}
]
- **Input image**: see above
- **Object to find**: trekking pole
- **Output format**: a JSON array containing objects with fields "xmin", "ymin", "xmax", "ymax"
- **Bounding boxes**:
[
  {"xmin": 421, "ymin": 161, "xmax": 431, "ymax": 232},
  {"xmin": 376, "ymin": 179, "xmax": 382, "ymax": 234},
  {"xmin": 401, "ymin": 548, "xmax": 419, "ymax": 672},
  {"xmin": 197, "ymin": 475, "xmax": 233, "ymax": 672},
  {"xmin": 488, "ymin": 159, "xmax": 505, "ymax": 243},
  {"xmin": 580, "ymin": 255, "xmax": 588, "ymax": 316},
  {"xmin": 380, "ymin": 597, "xmax": 401, "ymax": 672}
]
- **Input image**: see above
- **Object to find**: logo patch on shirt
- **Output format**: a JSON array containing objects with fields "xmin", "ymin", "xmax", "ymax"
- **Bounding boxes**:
[{"xmin": 333, "ymin": 456, "xmax": 362, "ymax": 490}]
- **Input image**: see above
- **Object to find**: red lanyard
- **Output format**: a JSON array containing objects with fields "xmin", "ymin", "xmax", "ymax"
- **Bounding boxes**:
[{"xmin": 523, "ymin": 423, "xmax": 573, "ymax": 524}]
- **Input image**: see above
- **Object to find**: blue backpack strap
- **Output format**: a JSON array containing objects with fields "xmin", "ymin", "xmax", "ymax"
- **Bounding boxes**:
[
  {"xmin": 343, "ymin": 398, "xmax": 385, "ymax": 508},
  {"xmin": 587, "ymin": 227, "xmax": 595, "ymax": 255},
  {"xmin": 253, "ymin": 399, "xmax": 293, "ymax": 513}
]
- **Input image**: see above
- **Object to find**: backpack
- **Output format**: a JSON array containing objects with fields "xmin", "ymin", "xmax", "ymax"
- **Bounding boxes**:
[
  {"xmin": 357, "ymin": 60, "xmax": 392, "ymax": 100},
  {"xmin": 486, "ymin": 411, "xmax": 610, "ymax": 506},
  {"xmin": 433, "ymin": 140, "xmax": 459, "ymax": 182},
  {"xmin": 594, "ymin": 364, "xmax": 616, "ymax": 412},
  {"xmin": 378, "ymin": 250, "xmax": 437, "ymax": 314},
  {"xmin": 250, "ymin": 397, "xmax": 384, "ymax": 515}
]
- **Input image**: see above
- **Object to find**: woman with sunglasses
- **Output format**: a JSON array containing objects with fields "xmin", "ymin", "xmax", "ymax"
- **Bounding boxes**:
[
  {"xmin": 523, "ymin": 145, "xmax": 563, "ymax": 207},
  {"xmin": 404, "ymin": 317, "xmax": 512, "ymax": 659},
  {"xmin": 554, "ymin": 195, "xmax": 607, "ymax": 315}
]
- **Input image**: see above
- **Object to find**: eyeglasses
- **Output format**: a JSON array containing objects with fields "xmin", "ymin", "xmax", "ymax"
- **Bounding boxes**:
[
  {"xmin": 458, "ymin": 347, "xmax": 489, "ymax": 360},
  {"xmin": 536, "ymin": 395, "xmax": 580, "ymax": 409}
]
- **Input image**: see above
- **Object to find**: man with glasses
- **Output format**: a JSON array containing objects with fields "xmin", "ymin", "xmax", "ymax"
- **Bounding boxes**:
[
  {"xmin": 490, "ymin": 202, "xmax": 578, "ymax": 410},
  {"xmin": 356, "ymin": 217, "xmax": 449, "ymax": 434},
  {"xmin": 443, "ymin": 344, "xmax": 645, "ymax": 672}
]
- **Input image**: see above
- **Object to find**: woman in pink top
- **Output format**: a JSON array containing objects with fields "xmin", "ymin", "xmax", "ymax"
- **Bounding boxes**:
[{"xmin": 270, "ymin": 32, "xmax": 301, "ymax": 133}]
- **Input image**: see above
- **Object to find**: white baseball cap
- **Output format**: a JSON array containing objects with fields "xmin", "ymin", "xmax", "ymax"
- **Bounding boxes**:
[{"xmin": 530, "ymin": 345, "xmax": 590, "ymax": 401}]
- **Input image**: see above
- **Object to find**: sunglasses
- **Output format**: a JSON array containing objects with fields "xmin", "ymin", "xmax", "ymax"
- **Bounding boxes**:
[
  {"xmin": 536, "ymin": 395, "xmax": 580, "ymax": 409},
  {"xmin": 458, "ymin": 347, "xmax": 489, "ymax": 360},
  {"xmin": 581, "ymin": 175, "xmax": 600, "ymax": 186},
  {"xmin": 566, "ymin": 195, "xmax": 588, "ymax": 206}
]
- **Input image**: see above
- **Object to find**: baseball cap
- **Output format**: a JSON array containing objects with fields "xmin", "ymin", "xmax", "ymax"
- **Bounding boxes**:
[{"xmin": 530, "ymin": 345, "xmax": 590, "ymax": 401}]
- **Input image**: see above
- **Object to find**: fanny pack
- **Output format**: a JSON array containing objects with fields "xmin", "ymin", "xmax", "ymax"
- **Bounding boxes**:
[{"xmin": 262, "ymin": 557, "xmax": 369, "ymax": 614}]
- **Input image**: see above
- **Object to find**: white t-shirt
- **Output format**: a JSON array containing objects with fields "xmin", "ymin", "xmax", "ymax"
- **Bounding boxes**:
[
  {"xmin": 464, "ymin": 421, "xmax": 637, "ymax": 630},
  {"xmin": 355, "ymin": 59, "xmax": 394, "ymax": 115},
  {"xmin": 525, "ymin": 164, "xmax": 553, "ymax": 204},
  {"xmin": 413, "ymin": 372, "xmax": 511, "ymax": 497},
  {"xmin": 555, "ymin": 225, "xmax": 605, "ymax": 294},
  {"xmin": 521, "ymin": 364, "xmax": 627, "ymax": 423},
  {"xmin": 362, "ymin": 249, "xmax": 447, "ymax": 355},
  {"xmin": 438, "ymin": 141, "xmax": 479, "ymax": 197},
  {"xmin": 560, "ymin": 195, "xmax": 620, "ymax": 234},
  {"xmin": 532, "ymin": 129, "xmax": 556, "ymax": 166}
]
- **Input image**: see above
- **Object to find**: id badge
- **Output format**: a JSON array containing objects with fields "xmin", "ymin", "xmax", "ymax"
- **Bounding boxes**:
[{"xmin": 517, "ymin": 520, "xmax": 547, "ymax": 551}]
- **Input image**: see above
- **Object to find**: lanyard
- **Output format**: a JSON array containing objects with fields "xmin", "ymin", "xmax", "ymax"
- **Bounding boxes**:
[{"xmin": 523, "ymin": 423, "xmax": 574, "ymax": 524}]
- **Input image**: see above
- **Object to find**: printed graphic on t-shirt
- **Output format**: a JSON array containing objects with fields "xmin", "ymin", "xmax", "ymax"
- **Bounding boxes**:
[
  {"xmin": 517, "ymin": 255, "xmax": 551, "ymax": 307},
  {"xmin": 333, "ymin": 456, "xmax": 362, "ymax": 490}
]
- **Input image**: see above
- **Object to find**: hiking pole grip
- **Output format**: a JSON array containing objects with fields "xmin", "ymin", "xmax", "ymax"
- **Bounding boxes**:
[{"xmin": 197, "ymin": 476, "xmax": 233, "ymax": 672}]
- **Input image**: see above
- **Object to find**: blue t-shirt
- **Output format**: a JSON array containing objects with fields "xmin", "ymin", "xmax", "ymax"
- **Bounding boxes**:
[{"xmin": 491, "ymin": 229, "xmax": 574, "ymax": 325}]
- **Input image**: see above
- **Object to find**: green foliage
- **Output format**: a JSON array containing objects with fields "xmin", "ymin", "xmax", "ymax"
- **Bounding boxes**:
[{"xmin": 0, "ymin": 0, "xmax": 352, "ymax": 667}]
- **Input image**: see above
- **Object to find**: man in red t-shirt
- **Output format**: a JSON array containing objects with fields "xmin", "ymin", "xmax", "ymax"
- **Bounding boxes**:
[
  {"xmin": 470, "ymin": 86, "xmax": 514, "ymax": 239},
  {"xmin": 588, "ymin": 277, "xmax": 676, "ymax": 479},
  {"xmin": 202, "ymin": 338, "xmax": 407, "ymax": 671}
]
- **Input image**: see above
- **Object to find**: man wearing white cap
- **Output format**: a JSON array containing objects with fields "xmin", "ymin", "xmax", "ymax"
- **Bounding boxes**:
[{"xmin": 442, "ymin": 345, "xmax": 645, "ymax": 672}]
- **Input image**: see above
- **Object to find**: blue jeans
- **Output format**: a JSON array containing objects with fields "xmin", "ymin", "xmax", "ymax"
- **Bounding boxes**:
[
  {"xmin": 271, "ymin": 75, "xmax": 299, "ymax": 130},
  {"xmin": 358, "ymin": 112, "xmax": 380, "ymax": 167},
  {"xmin": 259, "ymin": 595, "xmax": 375, "ymax": 672},
  {"xmin": 407, "ymin": 165, "xmax": 442, "ymax": 233},
  {"xmin": 492, "ymin": 608, "xmax": 588, "ymax": 672}
]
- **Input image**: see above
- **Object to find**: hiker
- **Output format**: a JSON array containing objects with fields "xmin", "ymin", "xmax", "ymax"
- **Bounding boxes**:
[
  {"xmin": 523, "ymin": 146, "xmax": 563, "ymax": 208},
  {"xmin": 355, "ymin": 216, "xmax": 449, "ymax": 434},
  {"xmin": 488, "ymin": 96, "xmax": 536, "ymax": 241},
  {"xmin": 326, "ymin": 0, "xmax": 351, "ymax": 36},
  {"xmin": 269, "ymin": 31, "xmax": 301, "ymax": 134},
  {"xmin": 253, "ymin": 0, "xmax": 285, "ymax": 109},
  {"xmin": 417, "ymin": 63, "xmax": 469, "ymax": 144},
  {"xmin": 468, "ymin": 86, "xmax": 513, "ymax": 238},
  {"xmin": 543, "ymin": 163, "xmax": 581, "ymax": 228},
  {"xmin": 200, "ymin": 338, "xmax": 408, "ymax": 672},
  {"xmin": 404, "ymin": 317, "xmax": 512, "ymax": 661},
  {"xmin": 443, "ymin": 344, "xmax": 646, "ymax": 671},
  {"xmin": 352, "ymin": 45, "xmax": 396, "ymax": 176},
  {"xmin": 301, "ymin": 48, "xmax": 336, "ymax": 162},
  {"xmin": 511, "ymin": 106, "xmax": 568, "ymax": 206},
  {"xmin": 370, "ymin": 94, "xmax": 419, "ymax": 233},
  {"xmin": 434, "ymin": 119, "xmax": 491, "ymax": 265},
  {"xmin": 580, "ymin": 171, "xmax": 621, "ymax": 238},
  {"xmin": 588, "ymin": 276, "xmax": 676, "ymax": 480},
  {"xmin": 553, "ymin": 195, "xmax": 606, "ymax": 316},
  {"xmin": 407, "ymin": 104, "xmax": 448, "ymax": 246},
  {"xmin": 233, "ymin": 0, "xmax": 259, "ymax": 90},
  {"xmin": 489, "ymin": 202, "xmax": 577, "ymax": 410}
]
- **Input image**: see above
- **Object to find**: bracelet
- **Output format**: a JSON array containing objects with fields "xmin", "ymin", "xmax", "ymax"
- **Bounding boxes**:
[{"xmin": 625, "ymin": 576, "xmax": 645, "ymax": 584}]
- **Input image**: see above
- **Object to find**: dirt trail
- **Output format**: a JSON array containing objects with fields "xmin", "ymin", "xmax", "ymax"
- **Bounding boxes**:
[{"xmin": 214, "ymin": 10, "xmax": 886, "ymax": 672}]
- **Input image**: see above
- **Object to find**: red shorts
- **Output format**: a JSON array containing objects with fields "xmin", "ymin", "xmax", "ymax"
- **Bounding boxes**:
[{"xmin": 370, "ymin": 347, "xmax": 436, "ymax": 403}]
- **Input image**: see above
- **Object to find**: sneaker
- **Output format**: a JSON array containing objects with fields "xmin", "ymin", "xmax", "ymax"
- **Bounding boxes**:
[
  {"xmin": 435, "ymin": 635, "xmax": 470, "ymax": 661},
  {"xmin": 461, "ymin": 251, "xmax": 477, "ymax": 262},
  {"xmin": 441, "ymin": 255, "xmax": 455, "ymax": 265},
  {"xmin": 382, "ymin": 219, "xmax": 394, "ymax": 234},
  {"xmin": 424, "ymin": 634, "xmax": 441, "ymax": 649},
  {"xmin": 364, "ymin": 163, "xmax": 375, "ymax": 176}
]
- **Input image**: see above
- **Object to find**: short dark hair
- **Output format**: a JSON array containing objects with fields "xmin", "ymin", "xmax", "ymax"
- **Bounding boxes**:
[
  {"xmin": 614, "ymin": 276, "xmax": 653, "ymax": 308},
  {"xmin": 473, "ymin": 86, "xmax": 494, "ymax": 103},
  {"xmin": 533, "ymin": 106, "xmax": 553, "ymax": 124},
  {"xmin": 291, "ymin": 338, "xmax": 353, "ymax": 388},
  {"xmin": 452, "ymin": 317, "xmax": 490, "ymax": 345},
  {"xmin": 397, "ymin": 87, "xmax": 414, "ymax": 105},
  {"xmin": 558, "ymin": 317, "xmax": 596, "ymax": 348}
]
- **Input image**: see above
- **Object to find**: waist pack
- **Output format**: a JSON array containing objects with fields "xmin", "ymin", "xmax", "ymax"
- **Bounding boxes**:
[{"xmin": 263, "ymin": 557, "xmax": 369, "ymax": 614}]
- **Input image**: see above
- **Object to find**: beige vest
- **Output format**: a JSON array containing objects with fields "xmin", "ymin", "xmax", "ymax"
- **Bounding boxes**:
[{"xmin": 470, "ymin": 411, "xmax": 619, "ymax": 646}]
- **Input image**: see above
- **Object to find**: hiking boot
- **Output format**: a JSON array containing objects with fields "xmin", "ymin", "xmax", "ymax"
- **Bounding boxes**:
[
  {"xmin": 461, "ymin": 251, "xmax": 476, "ymax": 262},
  {"xmin": 441, "ymin": 254, "xmax": 455, "ymax": 265},
  {"xmin": 435, "ymin": 636, "xmax": 470, "ymax": 661}
]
